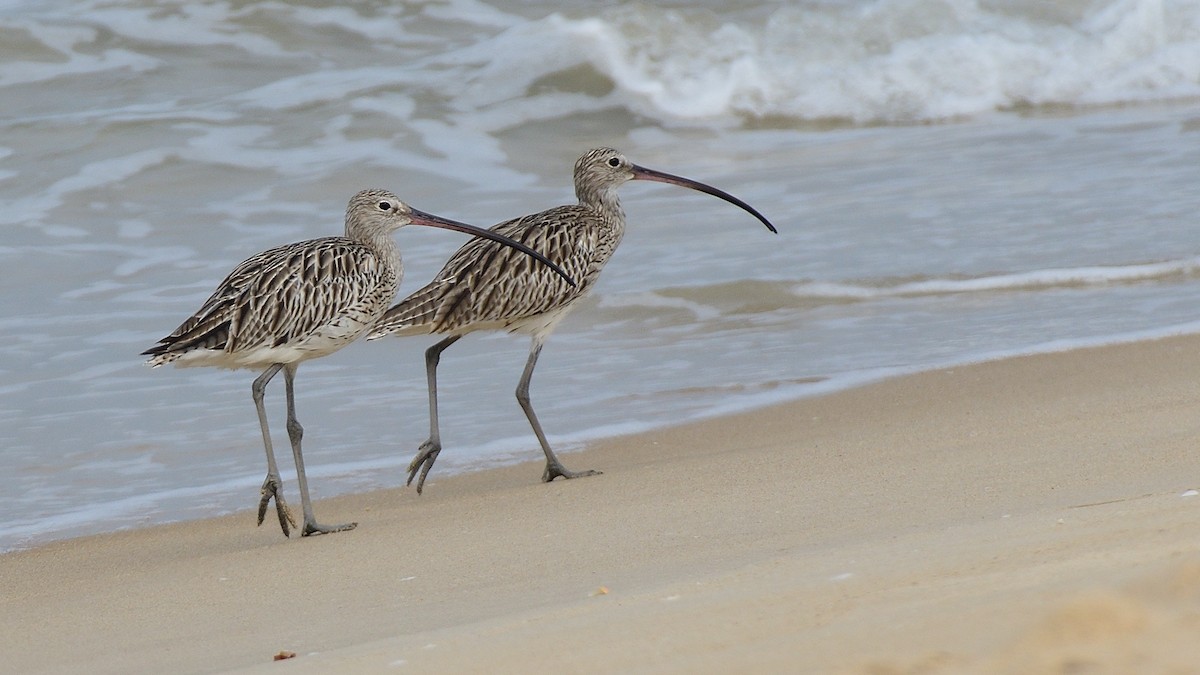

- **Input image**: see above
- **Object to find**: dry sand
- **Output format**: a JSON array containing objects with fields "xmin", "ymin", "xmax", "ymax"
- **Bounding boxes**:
[{"xmin": 4, "ymin": 334, "xmax": 1200, "ymax": 674}]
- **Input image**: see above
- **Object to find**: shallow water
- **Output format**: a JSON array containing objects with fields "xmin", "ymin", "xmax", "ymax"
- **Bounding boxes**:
[{"xmin": 3, "ymin": 0, "xmax": 1200, "ymax": 551}]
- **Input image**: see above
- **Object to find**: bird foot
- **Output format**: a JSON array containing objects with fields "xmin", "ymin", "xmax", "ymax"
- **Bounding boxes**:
[
  {"xmin": 301, "ymin": 520, "xmax": 358, "ymax": 537},
  {"xmin": 542, "ymin": 461, "xmax": 602, "ymax": 483},
  {"xmin": 406, "ymin": 441, "xmax": 442, "ymax": 495},
  {"xmin": 258, "ymin": 474, "xmax": 298, "ymax": 537}
]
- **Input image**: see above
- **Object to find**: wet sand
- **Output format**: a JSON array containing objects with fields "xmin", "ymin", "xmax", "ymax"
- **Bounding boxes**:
[{"xmin": 4, "ymin": 334, "xmax": 1200, "ymax": 674}]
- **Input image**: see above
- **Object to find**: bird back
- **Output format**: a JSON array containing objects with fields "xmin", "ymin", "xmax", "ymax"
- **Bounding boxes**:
[
  {"xmin": 144, "ymin": 237, "xmax": 399, "ymax": 367},
  {"xmin": 370, "ymin": 205, "xmax": 620, "ymax": 338}
]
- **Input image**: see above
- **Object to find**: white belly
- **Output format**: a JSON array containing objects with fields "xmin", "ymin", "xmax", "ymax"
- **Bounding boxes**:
[{"xmin": 169, "ymin": 316, "xmax": 373, "ymax": 370}]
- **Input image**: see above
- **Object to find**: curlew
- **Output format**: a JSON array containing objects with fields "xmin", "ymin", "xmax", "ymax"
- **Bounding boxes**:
[
  {"xmin": 368, "ymin": 148, "xmax": 777, "ymax": 493},
  {"xmin": 142, "ymin": 189, "xmax": 572, "ymax": 537}
]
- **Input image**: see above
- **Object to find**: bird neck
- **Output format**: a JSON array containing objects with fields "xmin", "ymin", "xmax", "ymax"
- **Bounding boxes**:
[
  {"xmin": 577, "ymin": 182, "xmax": 625, "ymax": 225},
  {"xmin": 356, "ymin": 229, "xmax": 403, "ymax": 273}
]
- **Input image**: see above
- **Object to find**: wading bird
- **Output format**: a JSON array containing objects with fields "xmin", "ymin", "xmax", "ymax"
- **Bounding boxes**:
[
  {"xmin": 143, "ymin": 189, "xmax": 572, "ymax": 537},
  {"xmin": 368, "ymin": 148, "xmax": 777, "ymax": 493}
]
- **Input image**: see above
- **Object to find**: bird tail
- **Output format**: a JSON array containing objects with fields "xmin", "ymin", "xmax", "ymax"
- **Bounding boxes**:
[
  {"xmin": 140, "ymin": 314, "xmax": 231, "ymax": 366},
  {"xmin": 366, "ymin": 281, "xmax": 443, "ymax": 340},
  {"xmin": 140, "ymin": 342, "xmax": 180, "ymax": 367}
]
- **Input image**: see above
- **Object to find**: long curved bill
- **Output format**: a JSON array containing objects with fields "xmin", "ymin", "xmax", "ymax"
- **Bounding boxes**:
[
  {"xmin": 631, "ymin": 164, "xmax": 778, "ymax": 234},
  {"xmin": 409, "ymin": 208, "xmax": 576, "ymax": 286}
]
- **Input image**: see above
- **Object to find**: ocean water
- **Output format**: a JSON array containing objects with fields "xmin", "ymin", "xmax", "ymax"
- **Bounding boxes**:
[{"xmin": 3, "ymin": 0, "xmax": 1200, "ymax": 551}]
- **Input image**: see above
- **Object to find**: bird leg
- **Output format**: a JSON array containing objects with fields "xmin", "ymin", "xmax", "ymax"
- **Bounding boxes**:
[
  {"xmin": 258, "ymin": 474, "xmax": 294, "ymax": 536},
  {"xmin": 517, "ymin": 338, "xmax": 601, "ymax": 483},
  {"xmin": 252, "ymin": 364, "xmax": 298, "ymax": 537},
  {"xmin": 407, "ymin": 335, "xmax": 461, "ymax": 494},
  {"xmin": 283, "ymin": 364, "xmax": 357, "ymax": 536}
]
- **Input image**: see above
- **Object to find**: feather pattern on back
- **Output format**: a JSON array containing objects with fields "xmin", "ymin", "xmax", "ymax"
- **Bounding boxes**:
[
  {"xmin": 371, "ymin": 205, "xmax": 619, "ymax": 338},
  {"xmin": 143, "ymin": 237, "xmax": 399, "ymax": 368}
]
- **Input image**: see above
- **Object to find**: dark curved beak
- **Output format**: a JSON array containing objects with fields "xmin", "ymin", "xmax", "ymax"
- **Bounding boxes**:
[
  {"xmin": 408, "ymin": 208, "xmax": 576, "ymax": 287},
  {"xmin": 630, "ymin": 164, "xmax": 778, "ymax": 234}
]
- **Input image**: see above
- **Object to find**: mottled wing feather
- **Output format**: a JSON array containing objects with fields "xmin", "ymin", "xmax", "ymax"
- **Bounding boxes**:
[
  {"xmin": 142, "ymin": 246, "xmax": 280, "ymax": 358},
  {"xmin": 372, "ymin": 205, "xmax": 615, "ymax": 337},
  {"xmin": 144, "ymin": 237, "xmax": 394, "ymax": 361}
]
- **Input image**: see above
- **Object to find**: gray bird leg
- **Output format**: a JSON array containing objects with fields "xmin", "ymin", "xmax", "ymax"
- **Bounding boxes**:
[
  {"xmin": 408, "ymin": 334, "xmax": 462, "ymax": 494},
  {"xmin": 517, "ymin": 337, "xmax": 601, "ymax": 483},
  {"xmin": 283, "ymin": 364, "xmax": 357, "ymax": 536},
  {"xmin": 253, "ymin": 363, "xmax": 297, "ymax": 536}
]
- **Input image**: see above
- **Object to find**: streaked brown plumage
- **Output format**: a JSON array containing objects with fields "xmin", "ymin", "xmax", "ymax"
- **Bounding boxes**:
[
  {"xmin": 142, "ymin": 189, "xmax": 572, "ymax": 537},
  {"xmin": 368, "ymin": 148, "xmax": 777, "ymax": 493}
]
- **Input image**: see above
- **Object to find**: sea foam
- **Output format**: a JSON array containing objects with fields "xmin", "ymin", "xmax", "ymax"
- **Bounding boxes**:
[
  {"xmin": 450, "ymin": 0, "xmax": 1200, "ymax": 125},
  {"xmin": 791, "ymin": 256, "xmax": 1200, "ymax": 300}
]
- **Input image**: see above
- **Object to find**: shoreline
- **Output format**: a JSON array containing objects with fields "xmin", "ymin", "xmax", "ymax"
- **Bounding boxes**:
[
  {"xmin": 11, "ymin": 319, "xmax": 1200, "ymax": 555},
  {"xmin": 6, "ymin": 333, "xmax": 1200, "ymax": 673}
]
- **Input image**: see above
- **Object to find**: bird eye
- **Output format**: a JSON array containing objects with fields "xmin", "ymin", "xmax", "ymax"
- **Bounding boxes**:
[
  {"xmin": 607, "ymin": 157, "xmax": 620, "ymax": 167},
  {"xmin": 377, "ymin": 201, "xmax": 392, "ymax": 211}
]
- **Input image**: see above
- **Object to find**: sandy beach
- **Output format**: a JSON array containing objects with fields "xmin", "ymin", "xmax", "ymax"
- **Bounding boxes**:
[{"xmin": 5, "ymin": 334, "xmax": 1200, "ymax": 674}]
